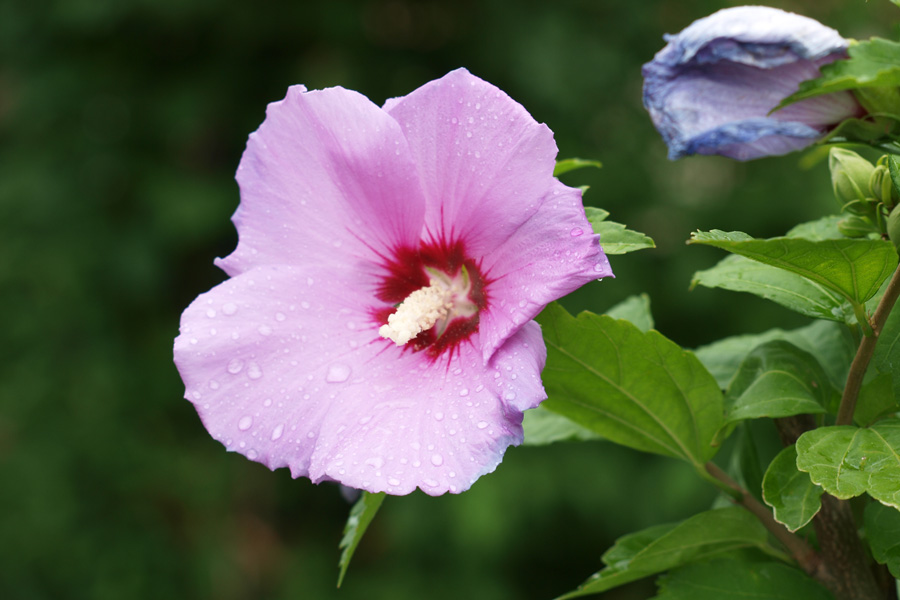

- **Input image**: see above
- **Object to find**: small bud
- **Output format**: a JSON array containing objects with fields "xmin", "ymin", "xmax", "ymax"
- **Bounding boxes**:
[
  {"xmin": 877, "ymin": 155, "xmax": 900, "ymax": 210},
  {"xmin": 869, "ymin": 165, "xmax": 893, "ymax": 205},
  {"xmin": 888, "ymin": 205, "xmax": 900, "ymax": 253},
  {"xmin": 838, "ymin": 216, "xmax": 875, "ymax": 238},
  {"xmin": 830, "ymin": 148, "xmax": 875, "ymax": 210}
]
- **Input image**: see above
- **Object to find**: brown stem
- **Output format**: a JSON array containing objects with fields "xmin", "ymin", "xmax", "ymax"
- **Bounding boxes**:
[
  {"xmin": 774, "ymin": 418, "xmax": 885, "ymax": 598},
  {"xmin": 837, "ymin": 264, "xmax": 900, "ymax": 426},
  {"xmin": 705, "ymin": 462, "xmax": 819, "ymax": 576},
  {"xmin": 774, "ymin": 414, "xmax": 816, "ymax": 447},
  {"xmin": 813, "ymin": 495, "xmax": 883, "ymax": 600}
]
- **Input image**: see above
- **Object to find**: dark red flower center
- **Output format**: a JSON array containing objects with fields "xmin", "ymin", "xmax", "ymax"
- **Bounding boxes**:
[{"xmin": 372, "ymin": 238, "xmax": 488, "ymax": 359}]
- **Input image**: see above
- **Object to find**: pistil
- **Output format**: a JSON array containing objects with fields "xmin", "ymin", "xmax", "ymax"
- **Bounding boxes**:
[{"xmin": 379, "ymin": 280, "xmax": 453, "ymax": 345}]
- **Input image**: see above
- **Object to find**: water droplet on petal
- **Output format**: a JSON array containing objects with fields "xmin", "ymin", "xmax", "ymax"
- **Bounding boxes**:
[
  {"xmin": 258, "ymin": 325, "xmax": 272, "ymax": 336},
  {"xmin": 206, "ymin": 308, "xmax": 217, "ymax": 318},
  {"xmin": 208, "ymin": 380, "xmax": 220, "ymax": 390},
  {"xmin": 504, "ymin": 391, "xmax": 517, "ymax": 401},
  {"xmin": 570, "ymin": 227, "xmax": 584, "ymax": 237},
  {"xmin": 271, "ymin": 424, "xmax": 284, "ymax": 441},
  {"xmin": 459, "ymin": 388, "xmax": 469, "ymax": 397},
  {"xmin": 247, "ymin": 361, "xmax": 263, "ymax": 380},
  {"xmin": 247, "ymin": 448, "xmax": 258, "ymax": 460},
  {"xmin": 238, "ymin": 416, "xmax": 253, "ymax": 430},
  {"xmin": 227, "ymin": 358, "xmax": 244, "ymax": 374},
  {"xmin": 275, "ymin": 312, "xmax": 286, "ymax": 321},
  {"xmin": 431, "ymin": 454, "xmax": 443, "ymax": 466},
  {"xmin": 365, "ymin": 457, "xmax": 384, "ymax": 469},
  {"xmin": 477, "ymin": 421, "xmax": 488, "ymax": 429},
  {"xmin": 223, "ymin": 302, "xmax": 237, "ymax": 315},
  {"xmin": 326, "ymin": 363, "xmax": 351, "ymax": 383},
  {"xmin": 434, "ymin": 412, "xmax": 444, "ymax": 421},
  {"xmin": 388, "ymin": 477, "xmax": 401, "ymax": 487}
]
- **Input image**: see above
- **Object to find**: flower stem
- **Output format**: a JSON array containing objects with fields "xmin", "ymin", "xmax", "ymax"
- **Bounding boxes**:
[
  {"xmin": 704, "ymin": 462, "xmax": 819, "ymax": 576},
  {"xmin": 836, "ymin": 264, "xmax": 900, "ymax": 426}
]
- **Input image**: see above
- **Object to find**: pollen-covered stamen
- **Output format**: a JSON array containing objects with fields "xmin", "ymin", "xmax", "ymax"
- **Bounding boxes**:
[{"xmin": 379, "ymin": 266, "xmax": 479, "ymax": 346}]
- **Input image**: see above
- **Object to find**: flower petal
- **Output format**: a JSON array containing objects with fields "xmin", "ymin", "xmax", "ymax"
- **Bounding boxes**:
[
  {"xmin": 642, "ymin": 6, "xmax": 860, "ymax": 161},
  {"xmin": 384, "ymin": 68, "xmax": 559, "ymax": 258},
  {"xmin": 657, "ymin": 6, "xmax": 848, "ymax": 68},
  {"xmin": 217, "ymin": 85, "xmax": 427, "ymax": 276},
  {"xmin": 479, "ymin": 180, "xmax": 612, "ymax": 360},
  {"xmin": 174, "ymin": 264, "xmax": 548, "ymax": 496}
]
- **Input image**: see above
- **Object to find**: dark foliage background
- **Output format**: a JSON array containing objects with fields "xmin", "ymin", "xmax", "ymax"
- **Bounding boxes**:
[{"xmin": 1, "ymin": 1, "xmax": 895, "ymax": 599}]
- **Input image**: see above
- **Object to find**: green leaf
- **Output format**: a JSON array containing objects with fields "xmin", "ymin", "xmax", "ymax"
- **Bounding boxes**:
[
  {"xmin": 689, "ymin": 230, "xmax": 897, "ymax": 309},
  {"xmin": 694, "ymin": 320, "xmax": 855, "ymax": 390},
  {"xmin": 724, "ymin": 341, "xmax": 831, "ymax": 425},
  {"xmin": 795, "ymin": 417, "xmax": 900, "ymax": 509},
  {"xmin": 586, "ymin": 206, "xmax": 655, "ymax": 255},
  {"xmin": 555, "ymin": 507, "xmax": 770, "ymax": 599},
  {"xmin": 785, "ymin": 215, "xmax": 845, "ymax": 241},
  {"xmin": 692, "ymin": 254, "xmax": 849, "ymax": 323},
  {"xmin": 856, "ymin": 372, "xmax": 899, "ymax": 427},
  {"xmin": 538, "ymin": 303, "xmax": 723, "ymax": 467},
  {"xmin": 865, "ymin": 501, "xmax": 900, "ymax": 578},
  {"xmin": 554, "ymin": 157, "xmax": 603, "ymax": 177},
  {"xmin": 762, "ymin": 445, "xmax": 823, "ymax": 532},
  {"xmin": 655, "ymin": 557, "xmax": 833, "ymax": 600},
  {"xmin": 606, "ymin": 293, "xmax": 654, "ymax": 332},
  {"xmin": 874, "ymin": 300, "xmax": 900, "ymax": 405},
  {"xmin": 522, "ymin": 405, "xmax": 603, "ymax": 445},
  {"xmin": 778, "ymin": 38, "xmax": 900, "ymax": 104},
  {"xmin": 337, "ymin": 491, "xmax": 385, "ymax": 587}
]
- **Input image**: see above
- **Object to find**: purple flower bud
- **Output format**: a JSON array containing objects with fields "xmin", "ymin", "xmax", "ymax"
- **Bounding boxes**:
[{"xmin": 643, "ymin": 6, "xmax": 863, "ymax": 161}]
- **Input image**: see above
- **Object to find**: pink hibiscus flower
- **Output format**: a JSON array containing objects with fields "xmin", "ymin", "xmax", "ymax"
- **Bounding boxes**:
[{"xmin": 174, "ymin": 68, "xmax": 611, "ymax": 495}]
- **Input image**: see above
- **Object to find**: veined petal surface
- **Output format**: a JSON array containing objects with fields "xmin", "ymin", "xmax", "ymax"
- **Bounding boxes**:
[
  {"xmin": 175, "ymin": 264, "xmax": 546, "ymax": 495},
  {"xmin": 384, "ymin": 68, "xmax": 558, "ymax": 259},
  {"xmin": 175, "ymin": 69, "xmax": 610, "ymax": 495},
  {"xmin": 218, "ymin": 85, "xmax": 426, "ymax": 276}
]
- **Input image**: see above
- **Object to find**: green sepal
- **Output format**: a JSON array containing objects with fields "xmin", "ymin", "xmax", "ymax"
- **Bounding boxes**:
[{"xmin": 777, "ymin": 38, "xmax": 900, "ymax": 105}]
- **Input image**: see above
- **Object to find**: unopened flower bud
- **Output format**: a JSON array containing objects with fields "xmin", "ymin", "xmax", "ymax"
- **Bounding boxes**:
[
  {"xmin": 888, "ymin": 205, "xmax": 900, "ymax": 253},
  {"xmin": 838, "ymin": 216, "xmax": 875, "ymax": 238},
  {"xmin": 830, "ymin": 148, "xmax": 875, "ymax": 210},
  {"xmin": 875, "ymin": 156, "xmax": 900, "ymax": 209}
]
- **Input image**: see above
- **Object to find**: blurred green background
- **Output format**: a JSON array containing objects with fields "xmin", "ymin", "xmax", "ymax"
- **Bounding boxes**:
[{"xmin": 2, "ymin": 1, "xmax": 896, "ymax": 599}]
